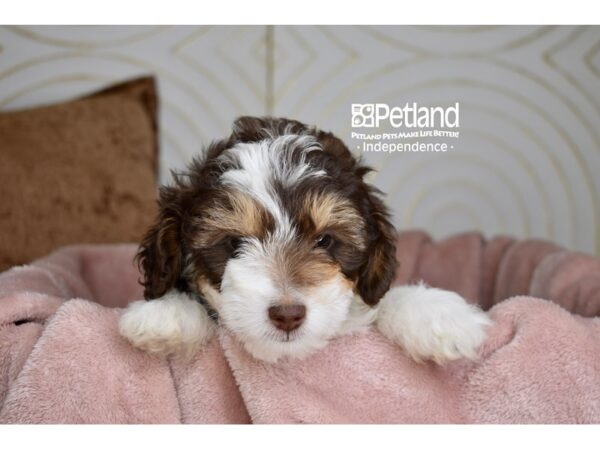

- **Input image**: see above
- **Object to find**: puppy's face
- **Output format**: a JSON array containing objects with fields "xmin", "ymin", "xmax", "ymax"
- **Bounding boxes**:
[{"xmin": 138, "ymin": 117, "xmax": 397, "ymax": 362}]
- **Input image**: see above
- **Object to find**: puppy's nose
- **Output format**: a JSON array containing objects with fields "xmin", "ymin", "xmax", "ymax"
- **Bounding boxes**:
[{"xmin": 268, "ymin": 304, "xmax": 306, "ymax": 332}]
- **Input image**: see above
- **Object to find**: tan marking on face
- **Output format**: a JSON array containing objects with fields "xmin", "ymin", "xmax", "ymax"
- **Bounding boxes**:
[
  {"xmin": 302, "ymin": 191, "xmax": 366, "ymax": 250},
  {"xmin": 292, "ymin": 256, "xmax": 342, "ymax": 287},
  {"xmin": 195, "ymin": 190, "xmax": 272, "ymax": 247},
  {"xmin": 288, "ymin": 254, "xmax": 355, "ymax": 306},
  {"xmin": 196, "ymin": 276, "xmax": 222, "ymax": 309},
  {"xmin": 266, "ymin": 239, "xmax": 352, "ymax": 297}
]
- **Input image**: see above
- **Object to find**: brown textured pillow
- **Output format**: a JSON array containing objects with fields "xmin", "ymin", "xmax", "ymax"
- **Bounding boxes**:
[{"xmin": 0, "ymin": 77, "xmax": 159, "ymax": 271}]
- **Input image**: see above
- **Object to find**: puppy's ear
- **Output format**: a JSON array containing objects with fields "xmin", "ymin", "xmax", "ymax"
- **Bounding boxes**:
[
  {"xmin": 137, "ymin": 185, "xmax": 185, "ymax": 299},
  {"xmin": 356, "ymin": 186, "xmax": 398, "ymax": 306}
]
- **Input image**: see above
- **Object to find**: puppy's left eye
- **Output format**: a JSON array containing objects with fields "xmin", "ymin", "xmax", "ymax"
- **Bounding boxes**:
[
  {"xmin": 314, "ymin": 233, "xmax": 334, "ymax": 250},
  {"xmin": 226, "ymin": 236, "xmax": 243, "ymax": 255}
]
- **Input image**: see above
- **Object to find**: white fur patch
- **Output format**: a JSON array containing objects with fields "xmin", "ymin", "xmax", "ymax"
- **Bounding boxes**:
[
  {"xmin": 337, "ymin": 293, "xmax": 379, "ymax": 335},
  {"xmin": 376, "ymin": 283, "xmax": 491, "ymax": 364},
  {"xmin": 203, "ymin": 245, "xmax": 354, "ymax": 363},
  {"xmin": 119, "ymin": 290, "xmax": 215, "ymax": 359},
  {"xmin": 217, "ymin": 135, "xmax": 325, "ymax": 231}
]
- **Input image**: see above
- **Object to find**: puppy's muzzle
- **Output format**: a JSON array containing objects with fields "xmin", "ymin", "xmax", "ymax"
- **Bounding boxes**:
[{"xmin": 268, "ymin": 304, "xmax": 306, "ymax": 332}]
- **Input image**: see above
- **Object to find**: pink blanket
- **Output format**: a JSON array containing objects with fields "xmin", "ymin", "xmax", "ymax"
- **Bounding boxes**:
[{"xmin": 1, "ymin": 232, "xmax": 600, "ymax": 423}]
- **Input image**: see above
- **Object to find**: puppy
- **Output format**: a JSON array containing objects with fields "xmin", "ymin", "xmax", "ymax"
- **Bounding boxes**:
[{"xmin": 119, "ymin": 117, "xmax": 490, "ymax": 363}]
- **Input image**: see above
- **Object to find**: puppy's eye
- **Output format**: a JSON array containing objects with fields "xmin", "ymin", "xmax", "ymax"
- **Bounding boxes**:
[
  {"xmin": 314, "ymin": 234, "xmax": 334, "ymax": 250},
  {"xmin": 226, "ymin": 236, "xmax": 243, "ymax": 255}
]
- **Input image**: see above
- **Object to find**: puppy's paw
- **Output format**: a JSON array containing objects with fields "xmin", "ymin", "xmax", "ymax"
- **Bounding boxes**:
[
  {"xmin": 119, "ymin": 290, "xmax": 215, "ymax": 359},
  {"xmin": 376, "ymin": 284, "xmax": 491, "ymax": 364}
]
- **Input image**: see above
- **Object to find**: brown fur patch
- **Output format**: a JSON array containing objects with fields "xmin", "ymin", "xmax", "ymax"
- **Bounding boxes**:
[
  {"xmin": 267, "ymin": 241, "xmax": 344, "ymax": 293},
  {"xmin": 301, "ymin": 191, "xmax": 367, "ymax": 249},
  {"xmin": 193, "ymin": 190, "xmax": 274, "ymax": 248}
]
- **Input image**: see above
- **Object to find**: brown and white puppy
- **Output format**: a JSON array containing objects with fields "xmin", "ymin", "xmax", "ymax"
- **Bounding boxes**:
[{"xmin": 119, "ymin": 117, "xmax": 490, "ymax": 363}]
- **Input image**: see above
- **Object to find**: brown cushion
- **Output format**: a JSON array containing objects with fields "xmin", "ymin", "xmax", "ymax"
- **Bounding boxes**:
[{"xmin": 0, "ymin": 77, "xmax": 159, "ymax": 271}]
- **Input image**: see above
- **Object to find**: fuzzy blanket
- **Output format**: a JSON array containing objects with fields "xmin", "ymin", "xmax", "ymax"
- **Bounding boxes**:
[{"xmin": 1, "ymin": 232, "xmax": 600, "ymax": 424}]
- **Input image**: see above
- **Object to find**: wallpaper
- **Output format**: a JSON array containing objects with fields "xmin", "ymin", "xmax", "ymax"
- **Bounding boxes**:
[{"xmin": 1, "ymin": 25, "xmax": 599, "ymax": 254}]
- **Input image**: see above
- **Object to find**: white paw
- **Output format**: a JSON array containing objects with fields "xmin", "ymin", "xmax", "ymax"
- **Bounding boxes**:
[
  {"xmin": 376, "ymin": 283, "xmax": 491, "ymax": 364},
  {"xmin": 119, "ymin": 290, "xmax": 215, "ymax": 359}
]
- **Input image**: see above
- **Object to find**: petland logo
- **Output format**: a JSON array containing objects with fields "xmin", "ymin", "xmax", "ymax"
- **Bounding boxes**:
[
  {"xmin": 351, "ymin": 102, "xmax": 461, "ymax": 153},
  {"xmin": 352, "ymin": 103, "xmax": 460, "ymax": 128}
]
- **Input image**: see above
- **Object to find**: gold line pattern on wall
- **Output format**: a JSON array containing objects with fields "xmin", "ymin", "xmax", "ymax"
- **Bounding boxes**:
[{"xmin": 0, "ymin": 25, "xmax": 598, "ymax": 254}]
